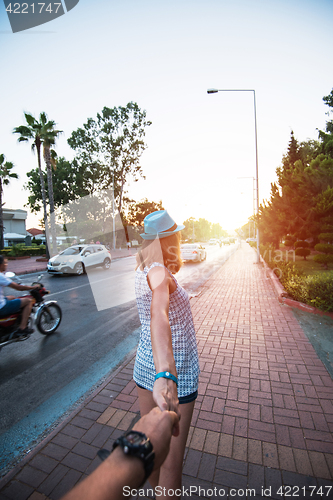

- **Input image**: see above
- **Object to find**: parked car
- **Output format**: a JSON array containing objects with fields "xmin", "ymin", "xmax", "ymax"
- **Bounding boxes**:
[
  {"xmin": 209, "ymin": 238, "xmax": 218, "ymax": 245},
  {"xmin": 47, "ymin": 244, "xmax": 111, "ymax": 275},
  {"xmin": 181, "ymin": 243, "xmax": 206, "ymax": 263}
]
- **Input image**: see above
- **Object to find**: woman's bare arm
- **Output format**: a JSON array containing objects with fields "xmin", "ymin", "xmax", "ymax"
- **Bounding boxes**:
[{"xmin": 147, "ymin": 266, "xmax": 179, "ymax": 417}]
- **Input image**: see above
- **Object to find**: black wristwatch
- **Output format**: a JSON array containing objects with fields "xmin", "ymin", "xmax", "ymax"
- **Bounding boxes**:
[{"xmin": 98, "ymin": 431, "xmax": 155, "ymax": 486}]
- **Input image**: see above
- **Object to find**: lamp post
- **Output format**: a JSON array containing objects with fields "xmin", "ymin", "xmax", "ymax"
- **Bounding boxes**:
[
  {"xmin": 112, "ymin": 169, "xmax": 116, "ymax": 250},
  {"xmin": 207, "ymin": 88, "xmax": 260, "ymax": 263},
  {"xmin": 238, "ymin": 176, "xmax": 256, "ymax": 239}
]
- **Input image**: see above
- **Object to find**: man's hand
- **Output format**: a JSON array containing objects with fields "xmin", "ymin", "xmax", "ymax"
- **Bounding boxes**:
[{"xmin": 132, "ymin": 407, "xmax": 180, "ymax": 470}]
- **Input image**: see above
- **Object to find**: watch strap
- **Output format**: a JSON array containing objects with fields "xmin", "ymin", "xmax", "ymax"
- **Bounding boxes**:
[
  {"xmin": 154, "ymin": 371, "xmax": 178, "ymax": 386},
  {"xmin": 98, "ymin": 431, "xmax": 154, "ymax": 486}
]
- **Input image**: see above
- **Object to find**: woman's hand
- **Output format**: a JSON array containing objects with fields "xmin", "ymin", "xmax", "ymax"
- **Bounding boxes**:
[
  {"xmin": 133, "ymin": 407, "xmax": 180, "ymax": 468},
  {"xmin": 153, "ymin": 377, "xmax": 180, "ymax": 418}
]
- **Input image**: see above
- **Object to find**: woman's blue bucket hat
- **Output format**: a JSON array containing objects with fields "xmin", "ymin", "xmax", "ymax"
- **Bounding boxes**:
[{"xmin": 140, "ymin": 210, "xmax": 185, "ymax": 240}]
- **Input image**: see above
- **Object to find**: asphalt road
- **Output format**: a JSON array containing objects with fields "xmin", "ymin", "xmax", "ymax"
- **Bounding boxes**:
[{"xmin": 0, "ymin": 243, "xmax": 238, "ymax": 475}]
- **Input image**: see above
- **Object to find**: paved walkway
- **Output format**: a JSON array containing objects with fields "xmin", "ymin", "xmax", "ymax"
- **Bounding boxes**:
[{"xmin": 1, "ymin": 242, "xmax": 333, "ymax": 499}]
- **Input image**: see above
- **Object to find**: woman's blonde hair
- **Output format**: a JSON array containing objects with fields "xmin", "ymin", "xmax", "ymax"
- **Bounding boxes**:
[{"xmin": 136, "ymin": 232, "xmax": 182, "ymax": 274}]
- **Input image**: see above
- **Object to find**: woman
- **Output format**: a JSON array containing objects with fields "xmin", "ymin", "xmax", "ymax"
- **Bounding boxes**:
[{"xmin": 133, "ymin": 210, "xmax": 200, "ymax": 495}]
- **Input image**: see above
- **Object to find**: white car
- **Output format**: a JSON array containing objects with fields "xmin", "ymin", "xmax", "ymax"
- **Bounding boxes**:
[
  {"xmin": 181, "ymin": 244, "xmax": 206, "ymax": 263},
  {"xmin": 47, "ymin": 244, "xmax": 111, "ymax": 275}
]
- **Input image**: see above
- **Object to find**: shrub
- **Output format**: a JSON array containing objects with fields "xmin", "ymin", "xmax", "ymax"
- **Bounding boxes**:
[
  {"xmin": 318, "ymin": 233, "xmax": 333, "ymax": 243},
  {"xmin": 313, "ymin": 253, "xmax": 333, "ymax": 266},
  {"xmin": 283, "ymin": 239, "xmax": 294, "ymax": 247},
  {"xmin": 2, "ymin": 245, "xmax": 46, "ymax": 257},
  {"xmin": 314, "ymin": 241, "xmax": 333, "ymax": 269},
  {"xmin": 307, "ymin": 274, "xmax": 333, "ymax": 312},
  {"xmin": 259, "ymin": 243, "xmax": 275, "ymax": 262},
  {"xmin": 0, "ymin": 248, "xmax": 12, "ymax": 256},
  {"xmin": 32, "ymin": 237, "xmax": 42, "ymax": 246},
  {"xmin": 263, "ymin": 255, "xmax": 333, "ymax": 312},
  {"xmin": 294, "ymin": 240, "xmax": 309, "ymax": 249},
  {"xmin": 314, "ymin": 243, "xmax": 333, "ymax": 254},
  {"xmin": 8, "ymin": 244, "xmax": 26, "ymax": 256},
  {"xmin": 295, "ymin": 247, "xmax": 311, "ymax": 259}
]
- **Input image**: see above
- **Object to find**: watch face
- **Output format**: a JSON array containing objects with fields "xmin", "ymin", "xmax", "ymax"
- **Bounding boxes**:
[{"xmin": 125, "ymin": 432, "xmax": 145, "ymax": 446}]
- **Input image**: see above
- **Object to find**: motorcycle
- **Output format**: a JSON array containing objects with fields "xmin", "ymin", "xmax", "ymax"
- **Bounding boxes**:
[{"xmin": 0, "ymin": 273, "xmax": 62, "ymax": 351}]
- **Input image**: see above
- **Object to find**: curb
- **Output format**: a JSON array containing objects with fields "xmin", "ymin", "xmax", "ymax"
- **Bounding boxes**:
[
  {"xmin": 260, "ymin": 255, "xmax": 333, "ymax": 320},
  {"xmin": 15, "ymin": 267, "xmax": 47, "ymax": 276}
]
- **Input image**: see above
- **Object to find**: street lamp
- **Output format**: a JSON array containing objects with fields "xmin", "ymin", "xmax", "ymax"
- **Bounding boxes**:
[
  {"xmin": 207, "ymin": 88, "xmax": 260, "ymax": 263},
  {"xmin": 238, "ymin": 176, "xmax": 256, "ymax": 238}
]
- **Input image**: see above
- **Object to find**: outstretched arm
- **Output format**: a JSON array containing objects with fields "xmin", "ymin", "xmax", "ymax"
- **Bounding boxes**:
[
  {"xmin": 61, "ymin": 408, "xmax": 179, "ymax": 500},
  {"xmin": 8, "ymin": 282, "xmax": 39, "ymax": 292},
  {"xmin": 147, "ymin": 266, "xmax": 179, "ymax": 418}
]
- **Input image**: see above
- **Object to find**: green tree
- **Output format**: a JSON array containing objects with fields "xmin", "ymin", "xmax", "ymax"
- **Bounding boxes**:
[
  {"xmin": 281, "ymin": 130, "xmax": 301, "ymax": 170},
  {"xmin": 258, "ymin": 130, "xmax": 333, "ymax": 245},
  {"xmin": 0, "ymin": 154, "xmax": 18, "ymax": 249},
  {"xmin": 236, "ymin": 219, "xmax": 256, "ymax": 240},
  {"xmin": 197, "ymin": 218, "xmax": 214, "ymax": 241},
  {"xmin": 313, "ymin": 186, "xmax": 333, "ymax": 268},
  {"xmin": 124, "ymin": 199, "xmax": 164, "ymax": 227},
  {"xmin": 318, "ymin": 88, "xmax": 333, "ymax": 158},
  {"xmin": 25, "ymin": 157, "xmax": 91, "ymax": 213},
  {"xmin": 13, "ymin": 112, "xmax": 62, "ymax": 256},
  {"xmin": 182, "ymin": 217, "xmax": 212, "ymax": 242},
  {"xmin": 211, "ymin": 222, "xmax": 226, "ymax": 239},
  {"xmin": 68, "ymin": 102, "xmax": 152, "ymax": 216}
]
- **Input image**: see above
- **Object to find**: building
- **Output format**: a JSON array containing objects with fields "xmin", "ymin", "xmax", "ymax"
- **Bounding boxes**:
[
  {"xmin": 27, "ymin": 227, "xmax": 46, "ymax": 243},
  {"xmin": 2, "ymin": 208, "xmax": 31, "ymax": 247}
]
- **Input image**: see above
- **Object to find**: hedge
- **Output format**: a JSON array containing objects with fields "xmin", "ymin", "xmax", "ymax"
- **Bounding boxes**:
[
  {"xmin": 262, "ymin": 252, "xmax": 333, "ymax": 312},
  {"xmin": 295, "ymin": 247, "xmax": 311, "ymax": 259},
  {"xmin": 0, "ymin": 245, "xmax": 46, "ymax": 257},
  {"xmin": 314, "ymin": 243, "xmax": 333, "ymax": 254}
]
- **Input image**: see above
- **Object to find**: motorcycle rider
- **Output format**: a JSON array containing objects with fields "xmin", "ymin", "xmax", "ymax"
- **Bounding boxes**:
[{"xmin": 0, "ymin": 255, "xmax": 40, "ymax": 336}]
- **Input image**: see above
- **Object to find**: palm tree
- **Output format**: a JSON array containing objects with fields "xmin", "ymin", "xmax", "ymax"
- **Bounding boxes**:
[
  {"xmin": 13, "ymin": 112, "xmax": 62, "ymax": 256},
  {"xmin": 0, "ymin": 154, "xmax": 18, "ymax": 250}
]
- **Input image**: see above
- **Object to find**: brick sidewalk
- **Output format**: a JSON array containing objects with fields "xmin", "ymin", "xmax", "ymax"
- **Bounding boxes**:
[{"xmin": 1, "ymin": 242, "xmax": 333, "ymax": 499}]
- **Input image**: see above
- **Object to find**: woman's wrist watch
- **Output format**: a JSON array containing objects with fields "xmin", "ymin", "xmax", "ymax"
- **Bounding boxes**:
[{"xmin": 98, "ymin": 431, "xmax": 155, "ymax": 486}]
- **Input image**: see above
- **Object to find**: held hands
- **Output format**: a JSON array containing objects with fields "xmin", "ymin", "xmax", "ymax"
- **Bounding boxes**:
[
  {"xmin": 153, "ymin": 376, "xmax": 180, "ymax": 420},
  {"xmin": 133, "ymin": 407, "xmax": 180, "ymax": 470}
]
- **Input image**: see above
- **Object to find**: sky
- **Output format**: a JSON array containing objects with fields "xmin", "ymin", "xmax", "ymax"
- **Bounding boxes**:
[{"xmin": 1, "ymin": 0, "xmax": 333, "ymax": 232}]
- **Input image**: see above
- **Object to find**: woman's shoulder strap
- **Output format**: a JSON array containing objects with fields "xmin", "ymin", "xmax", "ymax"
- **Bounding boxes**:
[{"xmin": 145, "ymin": 262, "xmax": 165, "ymax": 273}]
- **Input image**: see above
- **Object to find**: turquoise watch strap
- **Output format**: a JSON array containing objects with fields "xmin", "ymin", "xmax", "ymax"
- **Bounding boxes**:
[{"xmin": 154, "ymin": 371, "xmax": 178, "ymax": 386}]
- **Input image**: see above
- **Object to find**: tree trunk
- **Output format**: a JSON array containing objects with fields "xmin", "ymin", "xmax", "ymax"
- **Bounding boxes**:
[
  {"xmin": 0, "ymin": 180, "xmax": 3, "ymax": 251},
  {"xmin": 44, "ymin": 146, "xmax": 57, "ymax": 256},
  {"xmin": 36, "ymin": 140, "xmax": 50, "ymax": 259}
]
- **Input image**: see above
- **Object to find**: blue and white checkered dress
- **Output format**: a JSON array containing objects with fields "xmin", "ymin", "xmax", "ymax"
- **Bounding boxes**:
[{"xmin": 133, "ymin": 262, "xmax": 200, "ymax": 397}]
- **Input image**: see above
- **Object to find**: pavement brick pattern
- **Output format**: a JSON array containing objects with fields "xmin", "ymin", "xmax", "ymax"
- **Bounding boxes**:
[{"xmin": 1, "ymin": 242, "xmax": 333, "ymax": 499}]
